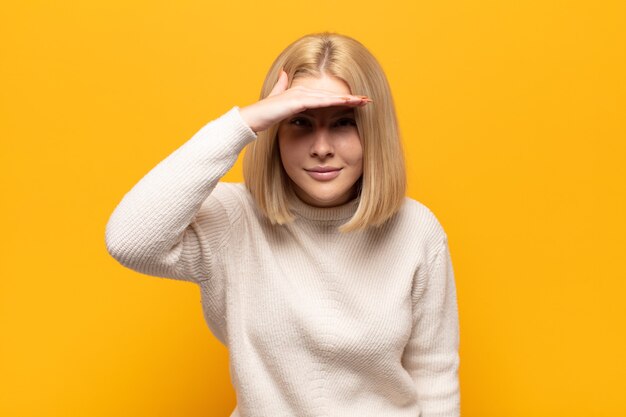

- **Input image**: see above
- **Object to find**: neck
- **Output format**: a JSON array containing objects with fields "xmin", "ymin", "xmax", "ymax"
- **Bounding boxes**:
[{"xmin": 287, "ymin": 189, "xmax": 360, "ymax": 221}]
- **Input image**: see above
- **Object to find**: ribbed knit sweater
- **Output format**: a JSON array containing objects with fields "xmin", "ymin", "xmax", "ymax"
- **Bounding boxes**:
[{"xmin": 104, "ymin": 106, "xmax": 460, "ymax": 417}]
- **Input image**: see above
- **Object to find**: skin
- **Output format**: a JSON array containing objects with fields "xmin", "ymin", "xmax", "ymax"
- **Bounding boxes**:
[{"xmin": 277, "ymin": 75, "xmax": 364, "ymax": 208}]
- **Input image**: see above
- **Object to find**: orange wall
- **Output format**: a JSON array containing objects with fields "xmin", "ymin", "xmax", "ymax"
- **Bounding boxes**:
[{"xmin": 1, "ymin": 1, "xmax": 625, "ymax": 416}]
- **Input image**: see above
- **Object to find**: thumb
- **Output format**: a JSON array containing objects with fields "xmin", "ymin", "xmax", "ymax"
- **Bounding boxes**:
[{"xmin": 268, "ymin": 68, "xmax": 288, "ymax": 97}]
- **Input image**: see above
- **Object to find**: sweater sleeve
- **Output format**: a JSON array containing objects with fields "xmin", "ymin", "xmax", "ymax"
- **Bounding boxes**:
[
  {"xmin": 402, "ymin": 235, "xmax": 461, "ymax": 417},
  {"xmin": 104, "ymin": 106, "xmax": 257, "ymax": 284}
]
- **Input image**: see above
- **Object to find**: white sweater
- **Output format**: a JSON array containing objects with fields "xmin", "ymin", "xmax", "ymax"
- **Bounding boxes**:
[{"xmin": 105, "ymin": 106, "xmax": 460, "ymax": 417}]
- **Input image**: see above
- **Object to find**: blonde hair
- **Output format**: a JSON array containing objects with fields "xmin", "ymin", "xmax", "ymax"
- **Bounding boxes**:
[{"xmin": 242, "ymin": 31, "xmax": 406, "ymax": 233}]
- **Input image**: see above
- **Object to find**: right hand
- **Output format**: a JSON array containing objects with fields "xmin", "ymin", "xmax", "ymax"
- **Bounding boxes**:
[{"xmin": 238, "ymin": 69, "xmax": 372, "ymax": 134}]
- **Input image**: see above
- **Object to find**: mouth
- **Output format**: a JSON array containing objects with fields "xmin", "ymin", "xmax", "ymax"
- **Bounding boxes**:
[
  {"xmin": 305, "ymin": 168, "xmax": 343, "ymax": 181},
  {"xmin": 306, "ymin": 166, "xmax": 342, "ymax": 173}
]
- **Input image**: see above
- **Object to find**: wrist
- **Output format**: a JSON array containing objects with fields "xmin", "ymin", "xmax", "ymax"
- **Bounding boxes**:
[{"xmin": 237, "ymin": 106, "xmax": 258, "ymax": 134}]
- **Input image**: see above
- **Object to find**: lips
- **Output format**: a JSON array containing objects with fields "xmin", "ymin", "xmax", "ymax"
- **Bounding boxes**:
[
  {"xmin": 305, "ymin": 166, "xmax": 341, "ymax": 181},
  {"xmin": 306, "ymin": 166, "xmax": 341, "ymax": 173}
]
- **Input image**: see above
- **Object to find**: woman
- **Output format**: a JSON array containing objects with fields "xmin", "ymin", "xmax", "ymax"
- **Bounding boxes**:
[{"xmin": 105, "ymin": 31, "xmax": 460, "ymax": 417}]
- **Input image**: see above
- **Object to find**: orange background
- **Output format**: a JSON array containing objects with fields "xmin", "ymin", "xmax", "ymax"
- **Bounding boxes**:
[{"xmin": 1, "ymin": 1, "xmax": 625, "ymax": 416}]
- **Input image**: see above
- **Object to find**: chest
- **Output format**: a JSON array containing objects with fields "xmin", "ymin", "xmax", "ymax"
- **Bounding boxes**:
[{"xmin": 226, "ymin": 221, "xmax": 418, "ymax": 363}]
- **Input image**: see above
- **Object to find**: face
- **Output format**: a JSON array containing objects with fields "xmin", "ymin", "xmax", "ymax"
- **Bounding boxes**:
[{"xmin": 277, "ymin": 75, "xmax": 363, "ymax": 208}]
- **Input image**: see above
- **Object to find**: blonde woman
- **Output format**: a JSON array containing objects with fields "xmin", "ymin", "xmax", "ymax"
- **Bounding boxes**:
[{"xmin": 105, "ymin": 31, "xmax": 460, "ymax": 417}]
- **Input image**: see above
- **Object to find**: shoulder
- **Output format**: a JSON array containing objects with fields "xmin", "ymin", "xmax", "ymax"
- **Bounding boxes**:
[
  {"xmin": 211, "ymin": 181, "xmax": 262, "ymax": 220},
  {"xmin": 212, "ymin": 181, "xmax": 243, "ymax": 197},
  {"xmin": 200, "ymin": 182, "xmax": 250, "ymax": 223},
  {"xmin": 399, "ymin": 196, "xmax": 447, "ymax": 235},
  {"xmin": 391, "ymin": 196, "xmax": 449, "ymax": 254}
]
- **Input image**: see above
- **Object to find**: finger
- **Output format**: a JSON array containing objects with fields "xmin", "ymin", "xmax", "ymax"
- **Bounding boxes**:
[
  {"xmin": 340, "ymin": 95, "xmax": 373, "ymax": 102},
  {"xmin": 306, "ymin": 90, "xmax": 372, "ymax": 104},
  {"xmin": 309, "ymin": 94, "xmax": 372, "ymax": 108},
  {"xmin": 268, "ymin": 68, "xmax": 288, "ymax": 97}
]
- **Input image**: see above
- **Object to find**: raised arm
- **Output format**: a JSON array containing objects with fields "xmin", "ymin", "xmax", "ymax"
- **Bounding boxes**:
[{"xmin": 104, "ymin": 107, "xmax": 257, "ymax": 283}]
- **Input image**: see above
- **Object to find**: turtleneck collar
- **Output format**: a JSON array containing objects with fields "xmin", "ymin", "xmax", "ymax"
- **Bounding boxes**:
[{"xmin": 287, "ymin": 190, "xmax": 360, "ymax": 221}]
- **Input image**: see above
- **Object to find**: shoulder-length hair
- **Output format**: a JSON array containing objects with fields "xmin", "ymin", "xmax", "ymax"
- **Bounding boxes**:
[{"xmin": 242, "ymin": 31, "xmax": 406, "ymax": 233}]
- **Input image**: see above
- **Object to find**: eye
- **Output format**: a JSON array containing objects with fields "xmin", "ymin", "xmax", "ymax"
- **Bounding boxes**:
[
  {"xmin": 289, "ymin": 117, "xmax": 311, "ymax": 128},
  {"xmin": 335, "ymin": 118, "xmax": 357, "ymax": 128}
]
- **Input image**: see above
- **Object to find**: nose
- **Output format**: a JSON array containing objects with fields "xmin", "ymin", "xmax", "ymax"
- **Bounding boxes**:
[{"xmin": 309, "ymin": 130, "xmax": 334, "ymax": 158}]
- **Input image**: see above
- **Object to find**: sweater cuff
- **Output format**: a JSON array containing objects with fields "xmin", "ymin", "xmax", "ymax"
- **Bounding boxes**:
[
  {"xmin": 191, "ymin": 106, "xmax": 258, "ymax": 158},
  {"xmin": 233, "ymin": 106, "xmax": 258, "ymax": 138}
]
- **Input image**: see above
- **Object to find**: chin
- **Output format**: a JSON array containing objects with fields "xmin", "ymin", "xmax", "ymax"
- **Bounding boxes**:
[{"xmin": 300, "ymin": 186, "xmax": 352, "ymax": 205}]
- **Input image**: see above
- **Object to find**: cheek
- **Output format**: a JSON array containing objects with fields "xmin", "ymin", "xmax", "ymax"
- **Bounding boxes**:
[
  {"xmin": 277, "ymin": 137, "xmax": 301, "ymax": 168},
  {"xmin": 339, "ymin": 137, "xmax": 364, "ymax": 166}
]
